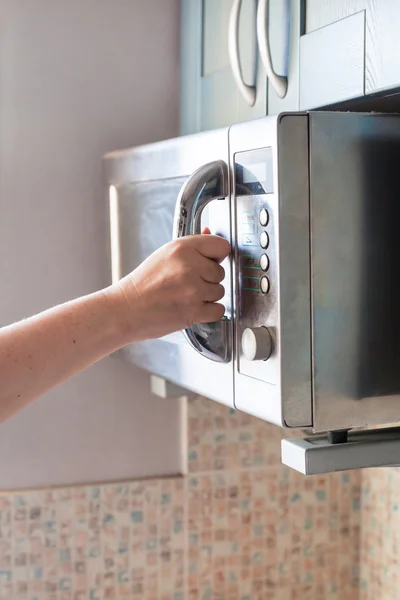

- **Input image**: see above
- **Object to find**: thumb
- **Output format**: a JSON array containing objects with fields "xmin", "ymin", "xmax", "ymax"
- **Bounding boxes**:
[
  {"xmin": 202, "ymin": 227, "xmax": 211, "ymax": 235},
  {"xmin": 190, "ymin": 234, "xmax": 231, "ymax": 263}
]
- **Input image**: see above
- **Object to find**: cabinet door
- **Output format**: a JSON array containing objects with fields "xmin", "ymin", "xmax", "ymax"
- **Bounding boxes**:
[
  {"xmin": 364, "ymin": 1, "xmax": 400, "ymax": 94},
  {"xmin": 305, "ymin": 0, "xmax": 367, "ymax": 31},
  {"xmin": 299, "ymin": 0, "xmax": 366, "ymax": 109},
  {"xmin": 266, "ymin": 0, "xmax": 301, "ymax": 116},
  {"xmin": 201, "ymin": 0, "xmax": 245, "ymax": 130},
  {"xmin": 202, "ymin": 0, "xmax": 269, "ymax": 130},
  {"xmin": 304, "ymin": 1, "xmax": 400, "ymax": 99},
  {"xmin": 180, "ymin": 0, "xmax": 266, "ymax": 135}
]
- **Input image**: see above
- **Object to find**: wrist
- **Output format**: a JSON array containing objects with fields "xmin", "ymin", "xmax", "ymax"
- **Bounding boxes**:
[{"xmin": 101, "ymin": 281, "xmax": 141, "ymax": 346}]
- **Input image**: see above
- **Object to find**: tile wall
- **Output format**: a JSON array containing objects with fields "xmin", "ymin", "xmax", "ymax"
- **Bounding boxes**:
[
  {"xmin": 0, "ymin": 396, "xmax": 362, "ymax": 599},
  {"xmin": 360, "ymin": 467, "xmax": 400, "ymax": 600}
]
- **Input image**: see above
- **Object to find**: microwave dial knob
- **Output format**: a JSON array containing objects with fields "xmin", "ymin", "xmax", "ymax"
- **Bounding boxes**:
[{"xmin": 241, "ymin": 327, "xmax": 272, "ymax": 361}]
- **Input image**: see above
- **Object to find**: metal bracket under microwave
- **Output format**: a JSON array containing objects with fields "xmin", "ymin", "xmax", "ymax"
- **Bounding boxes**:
[
  {"xmin": 282, "ymin": 427, "xmax": 400, "ymax": 474},
  {"xmin": 150, "ymin": 375, "xmax": 195, "ymax": 399}
]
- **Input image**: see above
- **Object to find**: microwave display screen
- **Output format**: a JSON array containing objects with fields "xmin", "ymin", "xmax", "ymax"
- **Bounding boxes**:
[
  {"xmin": 243, "ymin": 162, "xmax": 267, "ymax": 184},
  {"xmin": 235, "ymin": 147, "xmax": 274, "ymax": 196}
]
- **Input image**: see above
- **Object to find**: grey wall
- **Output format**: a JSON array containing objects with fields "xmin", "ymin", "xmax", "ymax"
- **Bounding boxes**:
[{"xmin": 0, "ymin": 0, "xmax": 185, "ymax": 488}]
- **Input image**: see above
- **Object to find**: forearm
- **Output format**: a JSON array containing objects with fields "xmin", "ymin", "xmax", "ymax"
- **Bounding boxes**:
[
  {"xmin": 0, "ymin": 287, "xmax": 128, "ymax": 423},
  {"xmin": 0, "ymin": 233, "xmax": 230, "ymax": 424}
]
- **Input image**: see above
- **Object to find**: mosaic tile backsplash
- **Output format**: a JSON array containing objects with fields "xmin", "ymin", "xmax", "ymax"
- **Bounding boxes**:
[
  {"xmin": 0, "ymin": 396, "xmax": 362, "ymax": 599},
  {"xmin": 360, "ymin": 467, "xmax": 400, "ymax": 600}
]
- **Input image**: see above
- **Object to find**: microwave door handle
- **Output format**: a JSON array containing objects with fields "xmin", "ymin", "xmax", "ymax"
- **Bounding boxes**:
[
  {"xmin": 228, "ymin": 0, "xmax": 256, "ymax": 106},
  {"xmin": 172, "ymin": 160, "xmax": 231, "ymax": 363},
  {"xmin": 256, "ymin": 0, "xmax": 288, "ymax": 99}
]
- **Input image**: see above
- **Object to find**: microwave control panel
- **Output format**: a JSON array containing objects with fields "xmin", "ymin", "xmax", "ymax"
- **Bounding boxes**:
[{"xmin": 234, "ymin": 147, "xmax": 278, "ymax": 385}]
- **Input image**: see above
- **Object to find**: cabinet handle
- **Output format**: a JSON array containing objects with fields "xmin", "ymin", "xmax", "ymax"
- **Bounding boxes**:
[
  {"xmin": 228, "ymin": 0, "xmax": 256, "ymax": 107},
  {"xmin": 257, "ymin": 0, "xmax": 288, "ymax": 99},
  {"xmin": 172, "ymin": 160, "xmax": 232, "ymax": 363}
]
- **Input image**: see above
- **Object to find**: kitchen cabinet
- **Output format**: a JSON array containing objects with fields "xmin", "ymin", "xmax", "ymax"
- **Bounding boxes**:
[
  {"xmin": 362, "ymin": 0, "xmax": 400, "ymax": 95},
  {"xmin": 304, "ymin": 0, "xmax": 400, "ymax": 101},
  {"xmin": 299, "ymin": 1, "xmax": 366, "ymax": 109},
  {"xmin": 304, "ymin": 0, "xmax": 366, "ymax": 31},
  {"xmin": 266, "ymin": 0, "xmax": 301, "ymax": 116},
  {"xmin": 180, "ymin": 0, "xmax": 301, "ymax": 134},
  {"xmin": 201, "ymin": 0, "xmax": 266, "ymax": 130},
  {"xmin": 181, "ymin": 0, "xmax": 400, "ymax": 134},
  {"xmin": 180, "ymin": 0, "xmax": 265, "ymax": 134}
]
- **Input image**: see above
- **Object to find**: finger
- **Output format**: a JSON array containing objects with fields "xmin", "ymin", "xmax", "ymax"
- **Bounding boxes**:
[
  {"xmin": 202, "ymin": 227, "xmax": 211, "ymax": 235},
  {"xmin": 190, "ymin": 234, "xmax": 230, "ymax": 263},
  {"xmin": 199, "ymin": 257, "xmax": 225, "ymax": 283},
  {"xmin": 198, "ymin": 302, "xmax": 225, "ymax": 323},
  {"xmin": 202, "ymin": 283, "xmax": 225, "ymax": 302}
]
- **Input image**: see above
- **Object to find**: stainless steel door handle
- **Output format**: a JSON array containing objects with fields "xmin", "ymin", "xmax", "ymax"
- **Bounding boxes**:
[
  {"xmin": 228, "ymin": 0, "xmax": 256, "ymax": 107},
  {"xmin": 173, "ymin": 160, "xmax": 231, "ymax": 363},
  {"xmin": 256, "ymin": 0, "xmax": 288, "ymax": 99}
]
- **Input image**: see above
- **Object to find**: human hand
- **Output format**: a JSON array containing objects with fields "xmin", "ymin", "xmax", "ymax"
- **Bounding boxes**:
[{"xmin": 109, "ymin": 233, "xmax": 230, "ymax": 342}]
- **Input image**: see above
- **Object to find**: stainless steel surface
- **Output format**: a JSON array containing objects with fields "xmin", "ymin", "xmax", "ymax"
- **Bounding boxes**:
[
  {"xmin": 282, "ymin": 428, "xmax": 400, "ymax": 475},
  {"xmin": 256, "ymin": 0, "xmax": 287, "ymax": 99},
  {"xmin": 173, "ymin": 161, "xmax": 228, "ymax": 237},
  {"xmin": 150, "ymin": 375, "xmax": 194, "ymax": 399},
  {"xmin": 309, "ymin": 112, "xmax": 400, "ymax": 432},
  {"xmin": 172, "ymin": 160, "xmax": 231, "ymax": 363},
  {"xmin": 276, "ymin": 114, "xmax": 312, "ymax": 427},
  {"xmin": 230, "ymin": 114, "xmax": 312, "ymax": 428},
  {"xmin": 234, "ymin": 182, "xmax": 280, "ymax": 393},
  {"xmin": 104, "ymin": 129, "xmax": 230, "ymax": 184},
  {"xmin": 241, "ymin": 326, "xmax": 272, "ymax": 361},
  {"xmin": 104, "ymin": 127, "xmax": 235, "ymax": 408},
  {"xmin": 228, "ymin": 0, "xmax": 256, "ymax": 106}
]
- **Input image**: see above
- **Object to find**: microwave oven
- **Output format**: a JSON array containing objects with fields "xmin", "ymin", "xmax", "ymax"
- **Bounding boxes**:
[{"xmin": 103, "ymin": 112, "xmax": 400, "ymax": 474}]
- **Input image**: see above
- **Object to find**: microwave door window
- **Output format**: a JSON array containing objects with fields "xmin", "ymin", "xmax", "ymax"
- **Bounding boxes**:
[
  {"xmin": 117, "ymin": 179, "xmax": 186, "ymax": 273},
  {"xmin": 115, "ymin": 178, "xmax": 187, "ymax": 344}
]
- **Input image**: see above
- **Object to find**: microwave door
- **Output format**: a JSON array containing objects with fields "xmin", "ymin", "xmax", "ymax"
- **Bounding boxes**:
[{"xmin": 105, "ymin": 128, "xmax": 235, "ymax": 408}]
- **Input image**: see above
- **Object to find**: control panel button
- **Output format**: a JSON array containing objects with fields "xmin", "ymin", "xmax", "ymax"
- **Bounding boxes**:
[
  {"xmin": 260, "ymin": 276, "xmax": 270, "ymax": 294},
  {"xmin": 241, "ymin": 327, "xmax": 272, "ymax": 361},
  {"xmin": 260, "ymin": 231, "xmax": 269, "ymax": 249},
  {"xmin": 260, "ymin": 254, "xmax": 269, "ymax": 271},
  {"xmin": 259, "ymin": 208, "xmax": 269, "ymax": 226}
]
